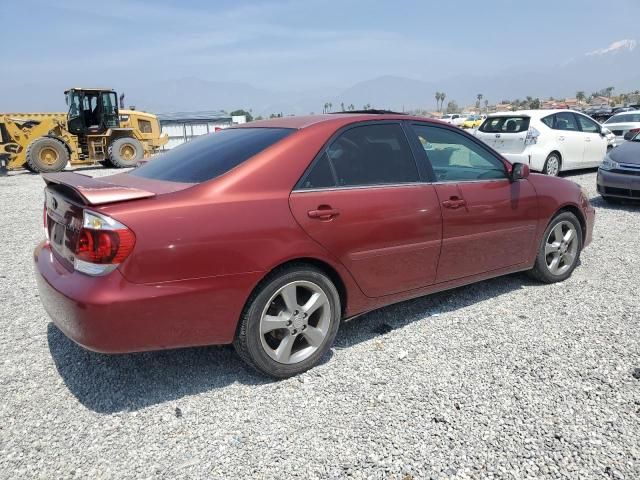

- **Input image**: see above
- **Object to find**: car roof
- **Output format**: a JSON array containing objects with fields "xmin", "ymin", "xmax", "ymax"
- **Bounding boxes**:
[
  {"xmin": 235, "ymin": 113, "xmax": 445, "ymax": 130},
  {"xmin": 608, "ymin": 109, "xmax": 640, "ymax": 116}
]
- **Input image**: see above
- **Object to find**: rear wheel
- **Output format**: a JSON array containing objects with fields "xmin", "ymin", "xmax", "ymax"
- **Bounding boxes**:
[
  {"xmin": 108, "ymin": 137, "xmax": 144, "ymax": 168},
  {"xmin": 542, "ymin": 152, "xmax": 561, "ymax": 176},
  {"xmin": 528, "ymin": 212, "xmax": 582, "ymax": 283},
  {"xmin": 25, "ymin": 137, "xmax": 69, "ymax": 173},
  {"xmin": 233, "ymin": 265, "xmax": 341, "ymax": 378}
]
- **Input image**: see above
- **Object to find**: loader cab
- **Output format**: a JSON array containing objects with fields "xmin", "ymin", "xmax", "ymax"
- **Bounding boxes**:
[{"xmin": 65, "ymin": 88, "xmax": 120, "ymax": 135}]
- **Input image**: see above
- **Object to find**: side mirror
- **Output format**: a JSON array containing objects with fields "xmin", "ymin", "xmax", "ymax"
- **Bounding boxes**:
[
  {"xmin": 600, "ymin": 127, "xmax": 610, "ymax": 137},
  {"xmin": 511, "ymin": 162, "xmax": 530, "ymax": 181}
]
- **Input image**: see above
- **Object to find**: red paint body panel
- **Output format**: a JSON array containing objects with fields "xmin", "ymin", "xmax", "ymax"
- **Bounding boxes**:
[
  {"xmin": 433, "ymin": 179, "xmax": 538, "ymax": 282},
  {"xmin": 33, "ymin": 115, "xmax": 596, "ymax": 354},
  {"xmin": 289, "ymin": 185, "xmax": 442, "ymax": 297}
]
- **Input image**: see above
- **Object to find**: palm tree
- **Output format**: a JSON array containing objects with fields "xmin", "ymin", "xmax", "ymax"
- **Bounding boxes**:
[
  {"xmin": 476, "ymin": 94, "xmax": 483, "ymax": 112},
  {"xmin": 323, "ymin": 102, "xmax": 328, "ymax": 114},
  {"xmin": 484, "ymin": 99, "xmax": 489, "ymax": 112},
  {"xmin": 434, "ymin": 92, "xmax": 441, "ymax": 111},
  {"xmin": 340, "ymin": 102, "xmax": 345, "ymax": 112},
  {"xmin": 327, "ymin": 102, "xmax": 333, "ymax": 112},
  {"xmin": 348, "ymin": 104, "xmax": 355, "ymax": 111},
  {"xmin": 441, "ymin": 92, "xmax": 446, "ymax": 111},
  {"xmin": 576, "ymin": 91, "xmax": 585, "ymax": 105}
]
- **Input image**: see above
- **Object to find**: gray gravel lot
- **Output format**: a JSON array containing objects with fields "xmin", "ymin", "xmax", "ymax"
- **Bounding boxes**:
[{"xmin": 0, "ymin": 166, "xmax": 638, "ymax": 479}]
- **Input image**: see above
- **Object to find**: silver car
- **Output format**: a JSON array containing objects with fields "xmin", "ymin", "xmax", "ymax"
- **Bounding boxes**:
[{"xmin": 602, "ymin": 111, "xmax": 640, "ymax": 146}]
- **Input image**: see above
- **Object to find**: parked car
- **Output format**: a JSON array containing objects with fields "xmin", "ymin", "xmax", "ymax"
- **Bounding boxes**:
[
  {"xmin": 34, "ymin": 114, "xmax": 594, "ymax": 377},
  {"xmin": 597, "ymin": 130, "xmax": 640, "ymax": 201},
  {"xmin": 461, "ymin": 114, "xmax": 486, "ymax": 129},
  {"xmin": 586, "ymin": 106, "xmax": 613, "ymax": 123},
  {"xmin": 475, "ymin": 110, "xmax": 608, "ymax": 175},
  {"xmin": 439, "ymin": 113, "xmax": 464, "ymax": 125},
  {"xmin": 602, "ymin": 110, "xmax": 640, "ymax": 146}
]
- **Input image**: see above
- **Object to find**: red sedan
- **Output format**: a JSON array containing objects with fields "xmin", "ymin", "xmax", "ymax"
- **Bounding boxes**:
[{"xmin": 34, "ymin": 113, "xmax": 595, "ymax": 377}]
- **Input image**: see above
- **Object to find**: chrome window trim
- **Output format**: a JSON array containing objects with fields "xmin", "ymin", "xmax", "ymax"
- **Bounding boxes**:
[{"xmin": 291, "ymin": 178, "xmax": 511, "ymax": 193}]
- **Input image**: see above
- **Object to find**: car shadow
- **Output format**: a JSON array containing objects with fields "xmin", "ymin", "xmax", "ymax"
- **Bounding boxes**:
[
  {"xmin": 589, "ymin": 195, "xmax": 640, "ymax": 210},
  {"xmin": 48, "ymin": 272, "xmax": 541, "ymax": 413}
]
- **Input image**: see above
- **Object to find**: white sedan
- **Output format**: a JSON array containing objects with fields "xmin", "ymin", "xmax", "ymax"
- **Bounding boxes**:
[
  {"xmin": 602, "ymin": 111, "xmax": 640, "ymax": 146},
  {"xmin": 474, "ymin": 109, "xmax": 608, "ymax": 175}
]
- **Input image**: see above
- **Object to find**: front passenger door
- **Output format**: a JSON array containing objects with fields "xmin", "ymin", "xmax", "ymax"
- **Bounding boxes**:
[
  {"xmin": 575, "ymin": 113, "xmax": 607, "ymax": 167},
  {"xmin": 551, "ymin": 112, "xmax": 583, "ymax": 169},
  {"xmin": 409, "ymin": 124, "xmax": 539, "ymax": 283}
]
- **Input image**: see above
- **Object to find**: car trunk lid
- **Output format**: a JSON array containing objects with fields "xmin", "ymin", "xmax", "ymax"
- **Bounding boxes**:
[{"xmin": 42, "ymin": 172, "xmax": 194, "ymax": 271}]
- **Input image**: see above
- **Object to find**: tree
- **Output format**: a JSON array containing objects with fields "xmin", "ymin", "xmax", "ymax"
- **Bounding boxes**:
[
  {"xmin": 576, "ymin": 91, "xmax": 585, "ymax": 105},
  {"xmin": 434, "ymin": 92, "xmax": 441, "ymax": 111},
  {"xmin": 362, "ymin": 103, "xmax": 371, "ymax": 110},
  {"xmin": 229, "ymin": 109, "xmax": 253, "ymax": 122},
  {"xmin": 530, "ymin": 98, "xmax": 541, "ymax": 109},
  {"xmin": 446, "ymin": 100, "xmax": 460, "ymax": 114},
  {"xmin": 476, "ymin": 93, "xmax": 483, "ymax": 111},
  {"xmin": 327, "ymin": 102, "xmax": 333, "ymax": 112},
  {"xmin": 605, "ymin": 86, "xmax": 614, "ymax": 105},
  {"xmin": 440, "ymin": 92, "xmax": 446, "ymax": 111},
  {"xmin": 340, "ymin": 102, "xmax": 345, "ymax": 112},
  {"xmin": 348, "ymin": 104, "xmax": 355, "ymax": 111},
  {"xmin": 323, "ymin": 102, "xmax": 328, "ymax": 114},
  {"xmin": 484, "ymin": 99, "xmax": 489, "ymax": 111}
]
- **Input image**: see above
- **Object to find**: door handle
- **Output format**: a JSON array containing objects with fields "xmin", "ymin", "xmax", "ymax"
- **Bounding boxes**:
[
  {"xmin": 558, "ymin": 136, "xmax": 565, "ymax": 141},
  {"xmin": 442, "ymin": 198, "xmax": 466, "ymax": 209},
  {"xmin": 585, "ymin": 137, "xmax": 591, "ymax": 142},
  {"xmin": 308, "ymin": 207, "xmax": 340, "ymax": 219}
]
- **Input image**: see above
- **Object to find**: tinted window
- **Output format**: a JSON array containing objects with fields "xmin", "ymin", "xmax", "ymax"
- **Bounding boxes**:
[
  {"xmin": 541, "ymin": 115, "xmax": 554, "ymax": 128},
  {"xmin": 301, "ymin": 152, "xmax": 335, "ymax": 189},
  {"xmin": 412, "ymin": 124, "xmax": 507, "ymax": 182},
  {"xmin": 324, "ymin": 124, "xmax": 419, "ymax": 187},
  {"xmin": 604, "ymin": 113, "xmax": 640, "ymax": 123},
  {"xmin": 479, "ymin": 116, "xmax": 531, "ymax": 133},
  {"xmin": 131, "ymin": 128, "xmax": 294, "ymax": 183},
  {"xmin": 552, "ymin": 112, "xmax": 579, "ymax": 131},
  {"xmin": 576, "ymin": 114, "xmax": 600, "ymax": 133}
]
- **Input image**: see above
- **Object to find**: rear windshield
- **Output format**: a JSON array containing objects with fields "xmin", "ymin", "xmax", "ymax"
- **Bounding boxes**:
[
  {"xmin": 604, "ymin": 113, "xmax": 640, "ymax": 124},
  {"xmin": 130, "ymin": 127, "xmax": 294, "ymax": 183},
  {"xmin": 479, "ymin": 116, "xmax": 530, "ymax": 133}
]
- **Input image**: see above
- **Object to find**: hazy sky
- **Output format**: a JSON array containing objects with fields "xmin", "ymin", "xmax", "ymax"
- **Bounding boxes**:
[{"xmin": 4, "ymin": 0, "xmax": 640, "ymax": 92}]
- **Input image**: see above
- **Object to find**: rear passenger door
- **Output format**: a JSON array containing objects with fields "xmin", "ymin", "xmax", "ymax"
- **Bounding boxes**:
[
  {"xmin": 289, "ymin": 122, "xmax": 443, "ymax": 298},
  {"xmin": 408, "ymin": 123, "xmax": 538, "ymax": 283}
]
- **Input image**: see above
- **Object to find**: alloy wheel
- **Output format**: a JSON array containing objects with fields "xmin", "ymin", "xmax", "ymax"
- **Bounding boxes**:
[
  {"xmin": 259, "ymin": 280, "xmax": 331, "ymax": 364},
  {"xmin": 545, "ymin": 220, "xmax": 578, "ymax": 275},
  {"xmin": 546, "ymin": 156, "xmax": 559, "ymax": 176}
]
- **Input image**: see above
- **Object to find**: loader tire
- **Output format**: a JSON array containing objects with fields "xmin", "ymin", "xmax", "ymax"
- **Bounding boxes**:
[
  {"xmin": 26, "ymin": 137, "xmax": 69, "ymax": 173},
  {"xmin": 108, "ymin": 137, "xmax": 144, "ymax": 168}
]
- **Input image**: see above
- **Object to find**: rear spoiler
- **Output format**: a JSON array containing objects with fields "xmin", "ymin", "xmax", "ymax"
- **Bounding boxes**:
[{"xmin": 42, "ymin": 172, "xmax": 156, "ymax": 206}]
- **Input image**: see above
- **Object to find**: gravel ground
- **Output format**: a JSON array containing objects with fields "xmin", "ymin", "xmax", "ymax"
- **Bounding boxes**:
[{"xmin": 0, "ymin": 167, "xmax": 638, "ymax": 480}]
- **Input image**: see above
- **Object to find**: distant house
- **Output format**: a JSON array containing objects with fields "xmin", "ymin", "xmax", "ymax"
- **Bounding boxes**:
[
  {"xmin": 589, "ymin": 96, "xmax": 610, "ymax": 106},
  {"xmin": 157, "ymin": 111, "xmax": 247, "ymax": 149},
  {"xmin": 494, "ymin": 103, "xmax": 513, "ymax": 112}
]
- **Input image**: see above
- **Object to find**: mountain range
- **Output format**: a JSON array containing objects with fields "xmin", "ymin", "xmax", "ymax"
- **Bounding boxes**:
[{"xmin": 3, "ymin": 39, "xmax": 638, "ymax": 116}]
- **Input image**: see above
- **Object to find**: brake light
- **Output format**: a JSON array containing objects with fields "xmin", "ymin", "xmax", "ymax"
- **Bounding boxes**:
[
  {"xmin": 73, "ymin": 210, "xmax": 135, "ymax": 276},
  {"xmin": 525, "ymin": 126, "xmax": 540, "ymax": 145}
]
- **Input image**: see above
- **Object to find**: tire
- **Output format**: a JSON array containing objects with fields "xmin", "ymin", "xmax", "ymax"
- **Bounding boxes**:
[
  {"xmin": 528, "ymin": 212, "xmax": 583, "ymax": 284},
  {"xmin": 233, "ymin": 264, "xmax": 341, "ymax": 378},
  {"xmin": 108, "ymin": 137, "xmax": 144, "ymax": 168},
  {"xmin": 542, "ymin": 152, "xmax": 561, "ymax": 176},
  {"xmin": 25, "ymin": 137, "xmax": 69, "ymax": 173}
]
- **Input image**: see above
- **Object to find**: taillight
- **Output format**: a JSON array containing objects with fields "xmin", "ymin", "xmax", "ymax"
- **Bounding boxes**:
[
  {"xmin": 73, "ymin": 210, "xmax": 135, "ymax": 276},
  {"xmin": 525, "ymin": 126, "xmax": 540, "ymax": 145}
]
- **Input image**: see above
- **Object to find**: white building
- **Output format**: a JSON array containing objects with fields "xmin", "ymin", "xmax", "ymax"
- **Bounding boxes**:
[{"xmin": 157, "ymin": 111, "xmax": 247, "ymax": 149}]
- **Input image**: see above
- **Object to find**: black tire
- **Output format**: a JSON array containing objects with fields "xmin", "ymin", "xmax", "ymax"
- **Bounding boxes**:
[
  {"xmin": 233, "ymin": 264, "xmax": 341, "ymax": 378},
  {"xmin": 108, "ymin": 137, "xmax": 144, "ymax": 168},
  {"xmin": 99, "ymin": 159, "xmax": 115, "ymax": 168},
  {"xmin": 528, "ymin": 212, "xmax": 583, "ymax": 284},
  {"xmin": 25, "ymin": 137, "xmax": 69, "ymax": 173},
  {"xmin": 542, "ymin": 152, "xmax": 561, "ymax": 176}
]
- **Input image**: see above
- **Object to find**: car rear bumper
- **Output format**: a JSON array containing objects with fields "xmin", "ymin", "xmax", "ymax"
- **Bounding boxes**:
[
  {"xmin": 34, "ymin": 241, "xmax": 262, "ymax": 353},
  {"xmin": 596, "ymin": 169, "xmax": 640, "ymax": 199}
]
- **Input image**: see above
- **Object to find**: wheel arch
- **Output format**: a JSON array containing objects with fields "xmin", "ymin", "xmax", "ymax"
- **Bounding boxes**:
[{"xmin": 553, "ymin": 204, "xmax": 587, "ymax": 244}]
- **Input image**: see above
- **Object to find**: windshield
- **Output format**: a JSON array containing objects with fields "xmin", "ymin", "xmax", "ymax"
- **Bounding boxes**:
[
  {"xmin": 466, "ymin": 115, "xmax": 478, "ymax": 121},
  {"xmin": 479, "ymin": 116, "xmax": 530, "ymax": 133},
  {"xmin": 130, "ymin": 127, "xmax": 294, "ymax": 183},
  {"xmin": 605, "ymin": 113, "xmax": 640, "ymax": 123}
]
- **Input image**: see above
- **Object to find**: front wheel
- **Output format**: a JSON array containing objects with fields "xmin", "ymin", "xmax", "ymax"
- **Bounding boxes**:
[
  {"xmin": 528, "ymin": 212, "xmax": 582, "ymax": 284},
  {"xmin": 233, "ymin": 265, "xmax": 341, "ymax": 378},
  {"xmin": 108, "ymin": 137, "xmax": 144, "ymax": 168}
]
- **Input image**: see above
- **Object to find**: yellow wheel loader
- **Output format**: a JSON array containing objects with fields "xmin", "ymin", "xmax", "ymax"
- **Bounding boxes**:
[{"xmin": 0, "ymin": 88, "xmax": 168, "ymax": 173}]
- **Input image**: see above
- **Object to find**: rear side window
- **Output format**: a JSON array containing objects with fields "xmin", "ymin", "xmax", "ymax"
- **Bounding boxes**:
[
  {"xmin": 479, "ymin": 116, "xmax": 530, "ymax": 133},
  {"xmin": 130, "ymin": 127, "xmax": 294, "ymax": 183},
  {"xmin": 299, "ymin": 123, "xmax": 419, "ymax": 189},
  {"xmin": 542, "ymin": 112, "xmax": 579, "ymax": 131}
]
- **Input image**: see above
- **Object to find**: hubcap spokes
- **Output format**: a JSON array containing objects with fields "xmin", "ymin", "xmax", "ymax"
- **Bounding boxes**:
[
  {"xmin": 545, "ymin": 221, "xmax": 578, "ymax": 275},
  {"xmin": 259, "ymin": 281, "xmax": 331, "ymax": 364}
]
